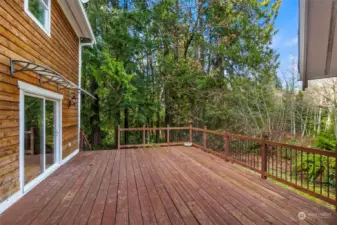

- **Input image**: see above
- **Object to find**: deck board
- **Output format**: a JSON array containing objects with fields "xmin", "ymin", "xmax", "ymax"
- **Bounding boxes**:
[
  {"xmin": 1, "ymin": 147, "xmax": 337, "ymax": 225},
  {"xmin": 147, "ymin": 150, "xmax": 213, "ymax": 225},
  {"xmin": 87, "ymin": 150, "xmax": 116, "ymax": 225},
  {"xmin": 155, "ymin": 149, "xmax": 237, "ymax": 225},
  {"xmin": 0, "ymin": 152, "xmax": 92, "ymax": 225},
  {"xmin": 72, "ymin": 151, "xmax": 112, "ymax": 225},
  {"xmin": 45, "ymin": 153, "xmax": 99, "ymax": 225},
  {"xmin": 29, "ymin": 154, "xmax": 97, "ymax": 225},
  {"xmin": 126, "ymin": 150, "xmax": 143, "ymax": 225},
  {"xmin": 130, "ymin": 149, "xmax": 157, "ymax": 225},
  {"xmin": 101, "ymin": 150, "xmax": 120, "ymax": 225},
  {"xmin": 138, "ymin": 149, "xmax": 185, "ymax": 225},
  {"xmin": 141, "ymin": 149, "xmax": 199, "ymax": 225},
  {"xmin": 134, "ymin": 149, "xmax": 172, "ymax": 225},
  {"xmin": 58, "ymin": 152, "xmax": 108, "ymax": 225},
  {"xmin": 168, "ymin": 148, "xmax": 296, "ymax": 224},
  {"xmin": 175, "ymin": 146, "xmax": 333, "ymax": 225}
]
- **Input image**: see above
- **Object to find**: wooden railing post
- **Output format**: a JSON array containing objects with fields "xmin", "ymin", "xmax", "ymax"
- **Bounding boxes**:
[
  {"xmin": 189, "ymin": 122, "xmax": 192, "ymax": 143},
  {"xmin": 224, "ymin": 131, "xmax": 230, "ymax": 161},
  {"xmin": 261, "ymin": 133, "xmax": 268, "ymax": 179},
  {"xmin": 167, "ymin": 125, "xmax": 170, "ymax": 146},
  {"xmin": 79, "ymin": 128, "xmax": 84, "ymax": 151},
  {"xmin": 117, "ymin": 125, "xmax": 120, "ymax": 150},
  {"xmin": 142, "ymin": 125, "xmax": 146, "ymax": 146},
  {"xmin": 203, "ymin": 126, "xmax": 207, "ymax": 149}
]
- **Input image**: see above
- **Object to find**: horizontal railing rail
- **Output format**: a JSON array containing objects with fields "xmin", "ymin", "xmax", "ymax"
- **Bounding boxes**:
[
  {"xmin": 118, "ymin": 125, "xmax": 337, "ymax": 210},
  {"xmin": 119, "ymin": 127, "xmax": 189, "ymax": 131},
  {"xmin": 118, "ymin": 125, "xmax": 190, "ymax": 149}
]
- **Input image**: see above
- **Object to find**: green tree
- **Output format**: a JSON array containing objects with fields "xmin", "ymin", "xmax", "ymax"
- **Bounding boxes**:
[{"xmin": 81, "ymin": 0, "xmax": 282, "ymax": 147}]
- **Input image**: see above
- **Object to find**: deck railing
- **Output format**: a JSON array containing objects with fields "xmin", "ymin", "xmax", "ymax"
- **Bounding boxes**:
[
  {"xmin": 118, "ymin": 125, "xmax": 337, "ymax": 210},
  {"xmin": 118, "ymin": 126, "xmax": 190, "ymax": 149}
]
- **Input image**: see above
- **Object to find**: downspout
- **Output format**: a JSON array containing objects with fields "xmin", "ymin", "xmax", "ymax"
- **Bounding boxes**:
[
  {"xmin": 78, "ymin": 40, "xmax": 94, "ymax": 150},
  {"xmin": 77, "ymin": 0, "xmax": 96, "ymax": 149}
]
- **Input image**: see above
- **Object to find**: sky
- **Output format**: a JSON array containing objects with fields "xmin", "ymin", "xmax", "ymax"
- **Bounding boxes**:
[{"xmin": 272, "ymin": 0, "xmax": 299, "ymax": 84}]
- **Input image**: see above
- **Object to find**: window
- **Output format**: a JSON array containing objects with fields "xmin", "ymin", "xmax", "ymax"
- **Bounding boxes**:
[{"xmin": 25, "ymin": 0, "xmax": 51, "ymax": 36}]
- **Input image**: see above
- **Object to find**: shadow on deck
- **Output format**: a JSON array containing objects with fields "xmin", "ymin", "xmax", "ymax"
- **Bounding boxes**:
[{"xmin": 1, "ymin": 146, "xmax": 337, "ymax": 225}]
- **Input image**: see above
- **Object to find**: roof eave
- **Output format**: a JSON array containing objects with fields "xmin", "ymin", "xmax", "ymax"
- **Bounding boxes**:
[
  {"xmin": 57, "ymin": 0, "xmax": 96, "ymax": 45},
  {"xmin": 77, "ymin": 0, "xmax": 96, "ymax": 45}
]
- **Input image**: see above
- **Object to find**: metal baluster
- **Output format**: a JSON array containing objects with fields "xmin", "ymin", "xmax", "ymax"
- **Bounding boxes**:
[
  {"xmin": 320, "ymin": 154, "xmax": 323, "ymax": 195},
  {"xmin": 301, "ymin": 150, "xmax": 303, "ymax": 187},
  {"xmin": 328, "ymin": 156, "xmax": 330, "ymax": 198}
]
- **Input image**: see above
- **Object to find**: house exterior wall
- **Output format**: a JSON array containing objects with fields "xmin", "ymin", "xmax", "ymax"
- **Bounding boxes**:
[{"xmin": 0, "ymin": 0, "xmax": 80, "ymax": 203}]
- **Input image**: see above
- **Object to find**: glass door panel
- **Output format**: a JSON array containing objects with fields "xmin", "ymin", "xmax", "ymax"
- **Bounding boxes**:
[
  {"xmin": 45, "ymin": 100, "xmax": 56, "ymax": 169},
  {"xmin": 24, "ymin": 95, "xmax": 44, "ymax": 185},
  {"xmin": 23, "ymin": 95, "xmax": 59, "ymax": 187}
]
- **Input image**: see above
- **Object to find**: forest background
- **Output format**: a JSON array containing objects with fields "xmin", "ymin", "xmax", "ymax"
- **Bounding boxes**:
[{"xmin": 81, "ymin": 0, "xmax": 337, "ymax": 152}]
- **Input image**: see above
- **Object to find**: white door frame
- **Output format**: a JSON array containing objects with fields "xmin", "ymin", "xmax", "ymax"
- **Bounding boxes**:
[{"xmin": 18, "ymin": 81, "xmax": 63, "ymax": 194}]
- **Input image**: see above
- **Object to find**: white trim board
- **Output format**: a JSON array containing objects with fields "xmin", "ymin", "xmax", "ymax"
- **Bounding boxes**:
[
  {"xmin": 23, "ymin": 163, "xmax": 59, "ymax": 194},
  {"xmin": 0, "ymin": 149, "xmax": 79, "ymax": 214},
  {"xmin": 24, "ymin": 0, "xmax": 51, "ymax": 37},
  {"xmin": 18, "ymin": 81, "xmax": 63, "ymax": 100},
  {"xmin": 0, "ymin": 191, "xmax": 22, "ymax": 214}
]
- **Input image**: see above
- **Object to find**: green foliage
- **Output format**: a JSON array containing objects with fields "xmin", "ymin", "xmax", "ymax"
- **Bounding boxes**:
[
  {"xmin": 294, "ymin": 152, "xmax": 336, "ymax": 187},
  {"xmin": 80, "ymin": 0, "xmax": 290, "ymax": 148},
  {"xmin": 91, "ymin": 52, "xmax": 139, "ymax": 145},
  {"xmin": 315, "ymin": 131, "xmax": 337, "ymax": 151}
]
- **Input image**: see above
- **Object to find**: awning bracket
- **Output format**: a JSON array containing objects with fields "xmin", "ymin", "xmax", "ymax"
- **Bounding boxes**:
[{"xmin": 10, "ymin": 59, "xmax": 96, "ymax": 99}]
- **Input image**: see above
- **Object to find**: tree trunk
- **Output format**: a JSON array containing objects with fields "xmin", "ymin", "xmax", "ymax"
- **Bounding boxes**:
[
  {"xmin": 174, "ymin": 0, "xmax": 179, "ymax": 61},
  {"xmin": 114, "ymin": 110, "xmax": 120, "ymax": 148},
  {"xmin": 199, "ymin": 0, "xmax": 205, "ymax": 70},
  {"xmin": 111, "ymin": 0, "xmax": 118, "ymax": 8},
  {"xmin": 165, "ymin": 88, "xmax": 170, "ymax": 126},
  {"xmin": 207, "ymin": 30, "xmax": 212, "ymax": 73},
  {"xmin": 90, "ymin": 80, "xmax": 101, "ymax": 146},
  {"xmin": 124, "ymin": 0, "xmax": 128, "ymax": 10},
  {"xmin": 156, "ymin": 102, "xmax": 160, "ymax": 142},
  {"xmin": 124, "ymin": 107, "xmax": 129, "ymax": 144}
]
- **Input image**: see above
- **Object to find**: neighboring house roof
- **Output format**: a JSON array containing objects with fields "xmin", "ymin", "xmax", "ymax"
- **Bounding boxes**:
[
  {"xmin": 57, "ymin": 0, "xmax": 96, "ymax": 44},
  {"xmin": 298, "ymin": 0, "xmax": 337, "ymax": 88}
]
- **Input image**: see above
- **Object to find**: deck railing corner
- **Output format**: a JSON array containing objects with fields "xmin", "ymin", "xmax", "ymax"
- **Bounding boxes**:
[{"xmin": 117, "ymin": 125, "xmax": 337, "ymax": 210}]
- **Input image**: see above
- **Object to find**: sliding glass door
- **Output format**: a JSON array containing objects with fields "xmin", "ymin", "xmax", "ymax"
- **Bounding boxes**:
[{"xmin": 23, "ymin": 95, "xmax": 59, "ymax": 186}]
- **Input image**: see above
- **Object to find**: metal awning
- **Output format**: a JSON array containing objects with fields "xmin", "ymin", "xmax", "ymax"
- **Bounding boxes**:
[{"xmin": 10, "ymin": 59, "xmax": 96, "ymax": 99}]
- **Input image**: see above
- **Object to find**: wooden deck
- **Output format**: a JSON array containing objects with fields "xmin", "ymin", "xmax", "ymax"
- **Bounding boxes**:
[{"xmin": 1, "ymin": 147, "xmax": 337, "ymax": 225}]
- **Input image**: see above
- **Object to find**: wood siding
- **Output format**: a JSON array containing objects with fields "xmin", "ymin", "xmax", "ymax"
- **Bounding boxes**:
[{"xmin": 0, "ymin": 0, "xmax": 80, "ymax": 203}]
